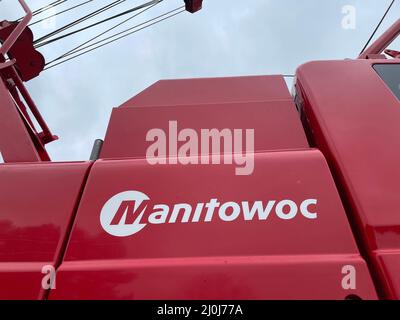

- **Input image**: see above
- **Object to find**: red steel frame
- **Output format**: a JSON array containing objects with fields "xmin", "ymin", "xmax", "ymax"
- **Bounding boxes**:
[
  {"xmin": 359, "ymin": 18, "xmax": 400, "ymax": 59},
  {"xmin": 0, "ymin": 0, "xmax": 57, "ymax": 163}
]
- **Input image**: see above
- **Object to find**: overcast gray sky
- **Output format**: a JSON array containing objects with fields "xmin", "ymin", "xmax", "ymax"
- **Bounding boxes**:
[{"xmin": 1, "ymin": 0, "xmax": 400, "ymax": 161}]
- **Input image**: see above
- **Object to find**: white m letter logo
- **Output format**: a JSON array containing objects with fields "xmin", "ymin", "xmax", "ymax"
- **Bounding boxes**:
[{"xmin": 100, "ymin": 191, "xmax": 149, "ymax": 237}]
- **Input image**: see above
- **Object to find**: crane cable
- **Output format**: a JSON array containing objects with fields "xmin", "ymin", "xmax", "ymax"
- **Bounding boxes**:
[
  {"xmin": 359, "ymin": 0, "xmax": 396, "ymax": 54},
  {"xmin": 45, "ymin": 0, "xmax": 163, "ymax": 66},
  {"xmin": 29, "ymin": 0, "xmax": 94, "ymax": 27},
  {"xmin": 17, "ymin": 0, "xmax": 67, "ymax": 21},
  {"xmin": 32, "ymin": 0, "xmax": 66, "ymax": 15},
  {"xmin": 34, "ymin": 0, "xmax": 126, "ymax": 46},
  {"xmin": 35, "ymin": 0, "xmax": 162, "ymax": 48},
  {"xmin": 46, "ymin": 6, "xmax": 183, "ymax": 65},
  {"xmin": 44, "ymin": 6, "xmax": 185, "ymax": 70}
]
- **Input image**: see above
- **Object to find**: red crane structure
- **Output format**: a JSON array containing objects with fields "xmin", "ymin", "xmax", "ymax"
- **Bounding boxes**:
[{"xmin": 1, "ymin": 0, "xmax": 400, "ymax": 300}]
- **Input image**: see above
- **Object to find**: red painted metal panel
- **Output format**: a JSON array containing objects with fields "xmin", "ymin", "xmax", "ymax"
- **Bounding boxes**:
[
  {"xmin": 0, "ymin": 162, "xmax": 91, "ymax": 299},
  {"xmin": 0, "ymin": 263, "xmax": 46, "ymax": 300},
  {"xmin": 101, "ymin": 75, "xmax": 308, "ymax": 159},
  {"xmin": 122, "ymin": 75, "xmax": 292, "ymax": 107},
  {"xmin": 295, "ymin": 59, "xmax": 400, "ymax": 299},
  {"xmin": 101, "ymin": 101, "xmax": 309, "ymax": 159},
  {"xmin": 0, "ymin": 0, "xmax": 55, "ymax": 163},
  {"xmin": 359, "ymin": 19, "xmax": 400, "ymax": 59},
  {"xmin": 51, "ymin": 150, "xmax": 377, "ymax": 299}
]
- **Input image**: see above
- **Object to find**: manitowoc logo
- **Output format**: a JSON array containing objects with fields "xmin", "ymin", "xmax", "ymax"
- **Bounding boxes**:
[{"xmin": 100, "ymin": 191, "xmax": 318, "ymax": 237}]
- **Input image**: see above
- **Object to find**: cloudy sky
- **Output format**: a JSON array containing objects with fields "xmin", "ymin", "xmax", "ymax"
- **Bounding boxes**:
[{"xmin": 1, "ymin": 0, "xmax": 399, "ymax": 161}]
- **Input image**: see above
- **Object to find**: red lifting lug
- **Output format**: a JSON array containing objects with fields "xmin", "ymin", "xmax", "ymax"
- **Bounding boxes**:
[
  {"xmin": 384, "ymin": 49, "xmax": 400, "ymax": 59},
  {"xmin": 184, "ymin": 0, "xmax": 203, "ymax": 13},
  {"xmin": 38, "ymin": 132, "xmax": 59, "ymax": 145}
]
